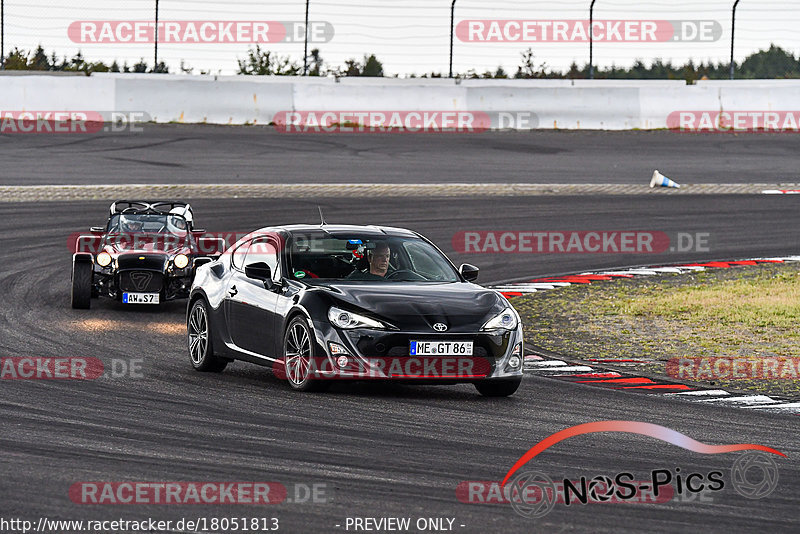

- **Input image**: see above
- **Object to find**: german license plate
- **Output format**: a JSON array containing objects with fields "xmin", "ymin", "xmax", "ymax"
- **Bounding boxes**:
[
  {"xmin": 410, "ymin": 341, "xmax": 473, "ymax": 356},
  {"xmin": 122, "ymin": 292, "xmax": 160, "ymax": 304}
]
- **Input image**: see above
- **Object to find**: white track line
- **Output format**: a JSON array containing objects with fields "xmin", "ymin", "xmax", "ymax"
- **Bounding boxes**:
[
  {"xmin": 528, "ymin": 366, "xmax": 595, "ymax": 374},
  {"xmin": 746, "ymin": 402, "xmax": 800, "ymax": 413},
  {"xmin": 526, "ymin": 361, "xmax": 568, "ymax": 367},
  {"xmin": 545, "ymin": 366, "xmax": 596, "ymax": 374},
  {"xmin": 665, "ymin": 389, "xmax": 731, "ymax": 397},
  {"xmin": 697, "ymin": 395, "xmax": 781, "ymax": 406}
]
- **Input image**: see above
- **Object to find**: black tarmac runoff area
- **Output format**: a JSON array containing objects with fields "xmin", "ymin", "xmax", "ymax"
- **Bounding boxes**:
[
  {"xmin": 0, "ymin": 128, "xmax": 798, "ymax": 533},
  {"xmin": 1, "ymin": 126, "xmax": 800, "ymax": 185}
]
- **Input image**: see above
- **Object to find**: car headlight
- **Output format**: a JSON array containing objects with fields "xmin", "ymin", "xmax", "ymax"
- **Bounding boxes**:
[
  {"xmin": 173, "ymin": 254, "xmax": 190, "ymax": 269},
  {"xmin": 481, "ymin": 308, "xmax": 519, "ymax": 331},
  {"xmin": 96, "ymin": 252, "xmax": 112, "ymax": 267},
  {"xmin": 328, "ymin": 306, "xmax": 384, "ymax": 329}
]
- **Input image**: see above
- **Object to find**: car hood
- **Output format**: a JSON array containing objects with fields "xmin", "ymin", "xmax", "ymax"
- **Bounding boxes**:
[{"xmin": 319, "ymin": 282, "xmax": 507, "ymax": 332}]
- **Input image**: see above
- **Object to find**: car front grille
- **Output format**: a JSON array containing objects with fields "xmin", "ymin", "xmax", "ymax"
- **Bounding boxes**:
[{"xmin": 119, "ymin": 270, "xmax": 163, "ymax": 292}]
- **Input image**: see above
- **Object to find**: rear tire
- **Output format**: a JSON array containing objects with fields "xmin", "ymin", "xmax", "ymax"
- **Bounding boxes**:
[
  {"xmin": 282, "ymin": 316, "xmax": 329, "ymax": 392},
  {"xmin": 188, "ymin": 299, "xmax": 228, "ymax": 372},
  {"xmin": 475, "ymin": 378, "xmax": 522, "ymax": 397},
  {"xmin": 71, "ymin": 260, "xmax": 92, "ymax": 309}
]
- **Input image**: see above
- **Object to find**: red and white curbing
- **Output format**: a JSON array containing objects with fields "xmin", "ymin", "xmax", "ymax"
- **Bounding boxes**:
[
  {"xmin": 503, "ymin": 257, "xmax": 800, "ymax": 414},
  {"xmin": 523, "ymin": 353, "xmax": 800, "ymax": 414},
  {"xmin": 493, "ymin": 256, "xmax": 800, "ymax": 296}
]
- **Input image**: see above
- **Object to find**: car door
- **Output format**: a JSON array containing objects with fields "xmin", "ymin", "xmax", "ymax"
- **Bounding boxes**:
[{"xmin": 226, "ymin": 236, "xmax": 282, "ymax": 358}]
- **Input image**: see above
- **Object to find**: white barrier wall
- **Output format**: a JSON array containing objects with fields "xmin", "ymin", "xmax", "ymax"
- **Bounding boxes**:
[{"xmin": 1, "ymin": 73, "xmax": 799, "ymax": 130}]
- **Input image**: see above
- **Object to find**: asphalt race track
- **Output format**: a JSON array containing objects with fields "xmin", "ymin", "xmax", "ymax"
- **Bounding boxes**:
[
  {"xmin": 3, "ymin": 126, "xmax": 800, "ymax": 185},
  {"xmin": 1, "ymin": 130, "xmax": 799, "ymax": 533}
]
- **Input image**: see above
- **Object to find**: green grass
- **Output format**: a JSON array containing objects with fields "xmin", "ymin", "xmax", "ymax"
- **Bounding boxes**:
[
  {"xmin": 599, "ymin": 270, "xmax": 800, "ymax": 329},
  {"xmin": 513, "ymin": 263, "xmax": 800, "ymax": 398}
]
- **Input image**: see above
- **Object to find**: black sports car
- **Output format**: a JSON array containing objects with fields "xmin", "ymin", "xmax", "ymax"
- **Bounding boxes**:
[
  {"xmin": 71, "ymin": 200, "xmax": 223, "ymax": 309},
  {"xmin": 186, "ymin": 224, "xmax": 524, "ymax": 396}
]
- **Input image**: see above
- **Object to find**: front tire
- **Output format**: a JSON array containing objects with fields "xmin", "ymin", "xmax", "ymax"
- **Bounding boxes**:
[
  {"xmin": 475, "ymin": 378, "xmax": 522, "ymax": 397},
  {"xmin": 282, "ymin": 316, "xmax": 329, "ymax": 392},
  {"xmin": 71, "ymin": 260, "xmax": 92, "ymax": 309},
  {"xmin": 188, "ymin": 299, "xmax": 228, "ymax": 372}
]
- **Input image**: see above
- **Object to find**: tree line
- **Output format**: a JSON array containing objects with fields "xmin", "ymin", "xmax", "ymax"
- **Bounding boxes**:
[{"xmin": 2, "ymin": 44, "xmax": 799, "ymax": 81}]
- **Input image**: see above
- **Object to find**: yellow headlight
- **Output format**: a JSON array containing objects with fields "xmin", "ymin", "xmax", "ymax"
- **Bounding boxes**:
[
  {"xmin": 173, "ymin": 254, "xmax": 190, "ymax": 269},
  {"xmin": 96, "ymin": 252, "xmax": 112, "ymax": 267}
]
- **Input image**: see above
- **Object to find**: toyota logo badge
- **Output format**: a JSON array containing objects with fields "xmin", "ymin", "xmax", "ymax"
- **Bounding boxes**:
[{"xmin": 433, "ymin": 323, "xmax": 448, "ymax": 332}]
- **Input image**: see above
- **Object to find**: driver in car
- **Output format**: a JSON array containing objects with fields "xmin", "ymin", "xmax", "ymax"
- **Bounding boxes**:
[
  {"xmin": 347, "ymin": 241, "xmax": 391, "ymax": 280},
  {"xmin": 120, "ymin": 216, "xmax": 144, "ymax": 233}
]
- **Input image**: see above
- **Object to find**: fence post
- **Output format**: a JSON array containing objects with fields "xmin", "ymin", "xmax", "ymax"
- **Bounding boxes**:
[
  {"xmin": 449, "ymin": 0, "xmax": 457, "ymax": 78},
  {"xmin": 154, "ymin": 0, "xmax": 160, "ymax": 70},
  {"xmin": 730, "ymin": 0, "xmax": 741, "ymax": 80},
  {"xmin": 303, "ymin": 0, "xmax": 310, "ymax": 75},
  {"xmin": 589, "ymin": 0, "xmax": 596, "ymax": 79},
  {"xmin": 1, "ymin": 0, "xmax": 5, "ymax": 70}
]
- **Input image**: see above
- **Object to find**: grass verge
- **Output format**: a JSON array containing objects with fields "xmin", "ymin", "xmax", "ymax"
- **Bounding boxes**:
[{"xmin": 513, "ymin": 262, "xmax": 800, "ymax": 398}]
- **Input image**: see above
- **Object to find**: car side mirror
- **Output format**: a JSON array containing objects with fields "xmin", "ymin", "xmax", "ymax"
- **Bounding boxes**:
[
  {"xmin": 245, "ymin": 262, "xmax": 274, "ymax": 289},
  {"xmin": 460, "ymin": 263, "xmax": 479, "ymax": 282}
]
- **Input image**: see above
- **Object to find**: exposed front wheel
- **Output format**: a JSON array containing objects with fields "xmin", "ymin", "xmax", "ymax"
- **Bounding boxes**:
[
  {"xmin": 188, "ymin": 299, "xmax": 228, "ymax": 372},
  {"xmin": 282, "ymin": 317, "xmax": 328, "ymax": 392},
  {"xmin": 71, "ymin": 260, "xmax": 92, "ymax": 309},
  {"xmin": 474, "ymin": 378, "xmax": 522, "ymax": 397}
]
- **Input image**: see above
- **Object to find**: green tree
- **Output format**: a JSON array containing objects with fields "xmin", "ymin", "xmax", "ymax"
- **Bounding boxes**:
[
  {"xmin": 336, "ymin": 54, "xmax": 384, "ymax": 77},
  {"xmin": 31, "ymin": 45, "xmax": 50, "ymax": 70},
  {"xmin": 237, "ymin": 45, "xmax": 301, "ymax": 75},
  {"xmin": 3, "ymin": 48, "xmax": 30, "ymax": 69},
  {"xmin": 132, "ymin": 59, "xmax": 149, "ymax": 73},
  {"xmin": 151, "ymin": 61, "xmax": 169, "ymax": 74},
  {"xmin": 739, "ymin": 45, "xmax": 800, "ymax": 78},
  {"xmin": 361, "ymin": 54, "xmax": 384, "ymax": 77},
  {"xmin": 307, "ymin": 48, "xmax": 324, "ymax": 76},
  {"xmin": 515, "ymin": 48, "xmax": 549, "ymax": 79}
]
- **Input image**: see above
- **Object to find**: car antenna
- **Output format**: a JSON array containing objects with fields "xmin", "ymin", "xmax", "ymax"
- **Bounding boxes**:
[{"xmin": 318, "ymin": 206, "xmax": 327, "ymax": 226}]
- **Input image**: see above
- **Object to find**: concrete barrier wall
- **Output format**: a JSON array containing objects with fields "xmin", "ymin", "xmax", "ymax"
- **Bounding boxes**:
[{"xmin": 2, "ymin": 73, "xmax": 799, "ymax": 130}]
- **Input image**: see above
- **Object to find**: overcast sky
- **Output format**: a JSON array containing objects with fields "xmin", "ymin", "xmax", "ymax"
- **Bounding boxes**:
[{"xmin": 6, "ymin": 1, "xmax": 799, "ymax": 75}]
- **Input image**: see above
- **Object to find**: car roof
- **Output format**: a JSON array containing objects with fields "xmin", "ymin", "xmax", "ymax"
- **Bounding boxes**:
[{"xmin": 253, "ymin": 224, "xmax": 420, "ymax": 238}]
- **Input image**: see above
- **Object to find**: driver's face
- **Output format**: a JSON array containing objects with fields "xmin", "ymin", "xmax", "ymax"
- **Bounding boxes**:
[{"xmin": 369, "ymin": 247, "xmax": 390, "ymax": 276}]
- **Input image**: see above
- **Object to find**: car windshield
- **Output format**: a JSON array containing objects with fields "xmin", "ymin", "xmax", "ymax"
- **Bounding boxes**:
[
  {"xmin": 288, "ymin": 233, "xmax": 460, "ymax": 282},
  {"xmin": 108, "ymin": 214, "xmax": 189, "ymax": 235}
]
